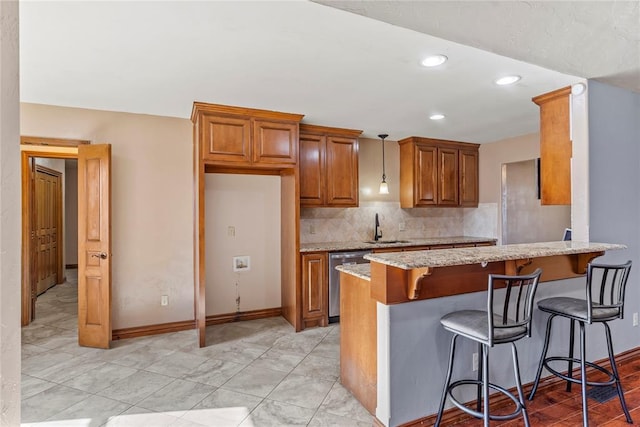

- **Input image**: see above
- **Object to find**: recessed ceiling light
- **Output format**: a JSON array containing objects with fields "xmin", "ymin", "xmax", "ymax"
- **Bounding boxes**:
[
  {"xmin": 430, "ymin": 114, "xmax": 445, "ymax": 120},
  {"xmin": 421, "ymin": 54, "xmax": 448, "ymax": 67},
  {"xmin": 495, "ymin": 75, "xmax": 521, "ymax": 85}
]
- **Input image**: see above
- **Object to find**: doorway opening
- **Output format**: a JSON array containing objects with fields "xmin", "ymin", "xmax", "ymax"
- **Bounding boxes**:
[
  {"xmin": 29, "ymin": 158, "xmax": 79, "ymax": 329},
  {"xmin": 21, "ymin": 138, "xmax": 113, "ymax": 349}
]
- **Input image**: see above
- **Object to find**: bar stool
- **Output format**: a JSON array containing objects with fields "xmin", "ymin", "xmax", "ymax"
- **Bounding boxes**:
[
  {"xmin": 529, "ymin": 260, "xmax": 633, "ymax": 426},
  {"xmin": 435, "ymin": 268, "xmax": 542, "ymax": 427}
]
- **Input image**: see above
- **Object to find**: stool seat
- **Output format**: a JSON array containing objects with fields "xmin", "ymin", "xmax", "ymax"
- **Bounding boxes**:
[
  {"xmin": 441, "ymin": 310, "xmax": 527, "ymax": 343},
  {"xmin": 537, "ymin": 297, "xmax": 621, "ymax": 321}
]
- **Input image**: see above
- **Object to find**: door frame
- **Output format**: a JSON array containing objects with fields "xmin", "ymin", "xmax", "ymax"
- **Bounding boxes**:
[{"xmin": 20, "ymin": 138, "xmax": 87, "ymax": 325}]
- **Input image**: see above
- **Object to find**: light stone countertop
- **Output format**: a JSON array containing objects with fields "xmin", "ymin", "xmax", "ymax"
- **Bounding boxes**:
[
  {"xmin": 364, "ymin": 241, "xmax": 627, "ymax": 270},
  {"xmin": 336, "ymin": 263, "xmax": 371, "ymax": 281},
  {"xmin": 299, "ymin": 236, "xmax": 497, "ymax": 253}
]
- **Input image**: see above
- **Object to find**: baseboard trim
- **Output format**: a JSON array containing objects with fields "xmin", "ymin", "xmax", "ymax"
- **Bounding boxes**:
[
  {"xmin": 397, "ymin": 346, "xmax": 640, "ymax": 427},
  {"xmin": 112, "ymin": 319, "xmax": 195, "ymax": 340},
  {"xmin": 206, "ymin": 307, "xmax": 282, "ymax": 326},
  {"xmin": 111, "ymin": 307, "xmax": 283, "ymax": 340}
]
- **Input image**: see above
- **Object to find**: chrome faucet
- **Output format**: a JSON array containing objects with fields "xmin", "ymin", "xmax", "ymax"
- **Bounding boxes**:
[{"xmin": 374, "ymin": 213, "xmax": 382, "ymax": 241}]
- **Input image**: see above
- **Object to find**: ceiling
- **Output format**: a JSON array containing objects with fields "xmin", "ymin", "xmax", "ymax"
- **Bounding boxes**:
[
  {"xmin": 19, "ymin": 1, "xmax": 636, "ymax": 143},
  {"xmin": 316, "ymin": 1, "xmax": 640, "ymax": 95}
]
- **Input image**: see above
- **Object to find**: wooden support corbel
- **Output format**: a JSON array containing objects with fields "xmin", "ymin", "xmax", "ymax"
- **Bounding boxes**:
[
  {"xmin": 407, "ymin": 267, "xmax": 432, "ymax": 300},
  {"xmin": 574, "ymin": 251, "xmax": 604, "ymax": 274},
  {"xmin": 505, "ymin": 258, "xmax": 533, "ymax": 276}
]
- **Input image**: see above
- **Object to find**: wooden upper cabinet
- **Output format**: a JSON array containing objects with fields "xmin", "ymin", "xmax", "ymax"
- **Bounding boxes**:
[
  {"xmin": 299, "ymin": 124, "xmax": 362, "ymax": 208},
  {"xmin": 459, "ymin": 148, "xmax": 479, "ymax": 207},
  {"xmin": 399, "ymin": 136, "xmax": 479, "ymax": 208},
  {"xmin": 326, "ymin": 135, "xmax": 359, "ymax": 206},
  {"xmin": 299, "ymin": 133, "xmax": 326, "ymax": 206},
  {"xmin": 252, "ymin": 120, "xmax": 298, "ymax": 165},
  {"xmin": 201, "ymin": 114, "xmax": 251, "ymax": 164},
  {"xmin": 533, "ymin": 86, "xmax": 572, "ymax": 205},
  {"xmin": 191, "ymin": 102, "xmax": 304, "ymax": 169}
]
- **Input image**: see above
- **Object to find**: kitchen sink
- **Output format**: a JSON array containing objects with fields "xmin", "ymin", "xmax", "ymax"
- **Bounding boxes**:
[{"xmin": 363, "ymin": 240, "xmax": 410, "ymax": 244}]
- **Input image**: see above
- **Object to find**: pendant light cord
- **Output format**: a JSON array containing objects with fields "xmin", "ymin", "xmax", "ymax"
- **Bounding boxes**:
[{"xmin": 379, "ymin": 133, "xmax": 388, "ymax": 183}]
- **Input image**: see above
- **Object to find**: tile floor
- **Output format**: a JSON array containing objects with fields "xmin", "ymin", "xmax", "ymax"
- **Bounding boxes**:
[{"xmin": 21, "ymin": 271, "xmax": 371, "ymax": 426}]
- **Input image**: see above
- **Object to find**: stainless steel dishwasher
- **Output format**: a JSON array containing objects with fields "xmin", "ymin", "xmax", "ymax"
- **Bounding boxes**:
[{"xmin": 328, "ymin": 250, "xmax": 372, "ymax": 323}]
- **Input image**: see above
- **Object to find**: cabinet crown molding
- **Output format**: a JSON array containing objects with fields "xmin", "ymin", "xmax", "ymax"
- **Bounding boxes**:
[
  {"xmin": 299, "ymin": 123, "xmax": 362, "ymax": 137},
  {"xmin": 532, "ymin": 86, "xmax": 572, "ymax": 106},
  {"xmin": 191, "ymin": 101, "xmax": 304, "ymax": 123},
  {"xmin": 398, "ymin": 136, "xmax": 479, "ymax": 150}
]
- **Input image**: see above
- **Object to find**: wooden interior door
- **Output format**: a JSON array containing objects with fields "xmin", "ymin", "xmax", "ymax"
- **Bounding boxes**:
[
  {"xmin": 78, "ymin": 144, "xmax": 112, "ymax": 348},
  {"xmin": 34, "ymin": 165, "xmax": 62, "ymax": 296}
]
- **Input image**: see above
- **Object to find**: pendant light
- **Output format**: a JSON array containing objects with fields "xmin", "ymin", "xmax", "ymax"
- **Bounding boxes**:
[{"xmin": 378, "ymin": 133, "xmax": 389, "ymax": 194}]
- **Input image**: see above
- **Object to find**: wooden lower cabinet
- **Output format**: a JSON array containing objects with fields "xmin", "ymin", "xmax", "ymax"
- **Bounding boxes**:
[
  {"xmin": 298, "ymin": 242, "xmax": 495, "ymax": 330},
  {"xmin": 340, "ymin": 271, "xmax": 377, "ymax": 414},
  {"xmin": 301, "ymin": 252, "xmax": 328, "ymax": 328}
]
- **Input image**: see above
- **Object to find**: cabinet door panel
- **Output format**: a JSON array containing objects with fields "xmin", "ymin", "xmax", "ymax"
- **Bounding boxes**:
[
  {"xmin": 253, "ymin": 120, "xmax": 297, "ymax": 165},
  {"xmin": 299, "ymin": 133, "xmax": 326, "ymax": 206},
  {"xmin": 438, "ymin": 147, "xmax": 459, "ymax": 205},
  {"xmin": 459, "ymin": 149, "xmax": 479, "ymax": 207},
  {"xmin": 202, "ymin": 115, "xmax": 251, "ymax": 163},
  {"xmin": 415, "ymin": 144, "xmax": 437, "ymax": 206},
  {"xmin": 326, "ymin": 136, "xmax": 358, "ymax": 206},
  {"xmin": 536, "ymin": 89, "xmax": 571, "ymax": 205},
  {"xmin": 301, "ymin": 253, "xmax": 327, "ymax": 322}
]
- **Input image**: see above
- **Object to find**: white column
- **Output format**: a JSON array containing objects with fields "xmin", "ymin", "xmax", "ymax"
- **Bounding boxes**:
[
  {"xmin": 570, "ymin": 80, "xmax": 590, "ymax": 241},
  {"xmin": 0, "ymin": 0, "xmax": 21, "ymax": 425}
]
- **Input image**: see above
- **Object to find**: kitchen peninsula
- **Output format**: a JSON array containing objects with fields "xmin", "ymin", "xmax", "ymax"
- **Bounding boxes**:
[{"xmin": 338, "ymin": 241, "xmax": 626, "ymax": 427}]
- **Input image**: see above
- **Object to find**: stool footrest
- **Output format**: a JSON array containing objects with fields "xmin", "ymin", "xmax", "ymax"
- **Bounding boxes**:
[
  {"xmin": 447, "ymin": 379, "xmax": 526, "ymax": 422},
  {"xmin": 543, "ymin": 356, "xmax": 616, "ymax": 387}
]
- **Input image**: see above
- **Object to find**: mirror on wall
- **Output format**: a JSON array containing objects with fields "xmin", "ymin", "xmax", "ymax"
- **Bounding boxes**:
[{"xmin": 501, "ymin": 159, "xmax": 571, "ymax": 244}]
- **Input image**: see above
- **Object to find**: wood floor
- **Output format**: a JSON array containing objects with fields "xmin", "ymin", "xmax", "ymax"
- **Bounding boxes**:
[{"xmin": 450, "ymin": 354, "xmax": 640, "ymax": 426}]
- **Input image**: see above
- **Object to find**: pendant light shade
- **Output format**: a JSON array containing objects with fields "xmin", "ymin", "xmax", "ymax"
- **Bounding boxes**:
[{"xmin": 378, "ymin": 134, "xmax": 389, "ymax": 194}]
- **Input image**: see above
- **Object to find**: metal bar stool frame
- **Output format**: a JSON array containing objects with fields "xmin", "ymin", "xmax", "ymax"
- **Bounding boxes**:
[
  {"xmin": 435, "ymin": 268, "xmax": 543, "ymax": 427},
  {"xmin": 528, "ymin": 260, "xmax": 633, "ymax": 426}
]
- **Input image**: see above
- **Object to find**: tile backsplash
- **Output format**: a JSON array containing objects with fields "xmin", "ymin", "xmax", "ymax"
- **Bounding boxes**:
[{"xmin": 300, "ymin": 202, "xmax": 498, "ymax": 244}]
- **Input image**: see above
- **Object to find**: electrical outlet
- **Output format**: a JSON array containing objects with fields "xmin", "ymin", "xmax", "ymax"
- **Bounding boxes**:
[
  {"xmin": 633, "ymin": 312, "xmax": 638, "ymax": 327},
  {"xmin": 310, "ymin": 225, "xmax": 316, "ymax": 234},
  {"xmin": 398, "ymin": 222, "xmax": 406, "ymax": 231},
  {"xmin": 161, "ymin": 295, "xmax": 168, "ymax": 306},
  {"xmin": 228, "ymin": 226, "xmax": 235, "ymax": 237},
  {"xmin": 472, "ymin": 352, "xmax": 479, "ymax": 371}
]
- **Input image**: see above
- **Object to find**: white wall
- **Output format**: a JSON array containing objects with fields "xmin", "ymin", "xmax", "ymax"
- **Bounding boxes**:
[
  {"xmin": 587, "ymin": 80, "xmax": 640, "ymax": 352},
  {"xmin": 479, "ymin": 133, "xmax": 540, "ymax": 244},
  {"xmin": 502, "ymin": 159, "xmax": 570, "ymax": 244},
  {"xmin": 359, "ymin": 137, "xmax": 400, "ymax": 202},
  {"xmin": 204, "ymin": 174, "xmax": 281, "ymax": 315},
  {"xmin": 21, "ymin": 103, "xmax": 194, "ymax": 329},
  {"xmin": 64, "ymin": 161, "xmax": 78, "ymax": 265},
  {"xmin": 0, "ymin": 1, "xmax": 21, "ymax": 424}
]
